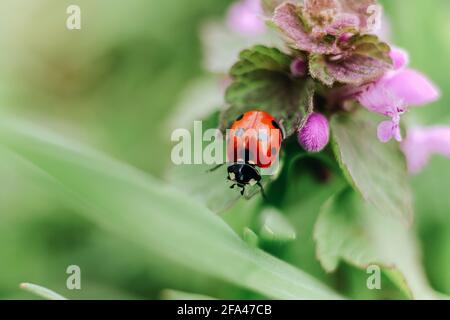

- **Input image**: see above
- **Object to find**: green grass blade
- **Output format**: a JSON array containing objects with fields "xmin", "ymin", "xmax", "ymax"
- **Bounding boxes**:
[
  {"xmin": 0, "ymin": 118, "xmax": 342, "ymax": 300},
  {"xmin": 20, "ymin": 283, "xmax": 67, "ymax": 300},
  {"xmin": 160, "ymin": 289, "xmax": 216, "ymax": 300}
]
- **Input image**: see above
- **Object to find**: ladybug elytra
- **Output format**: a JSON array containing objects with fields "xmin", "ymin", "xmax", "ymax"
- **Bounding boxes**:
[{"xmin": 226, "ymin": 110, "xmax": 284, "ymax": 196}]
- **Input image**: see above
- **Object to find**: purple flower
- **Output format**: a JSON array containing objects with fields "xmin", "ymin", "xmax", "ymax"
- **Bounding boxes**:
[
  {"xmin": 298, "ymin": 112, "xmax": 330, "ymax": 152},
  {"xmin": 400, "ymin": 127, "xmax": 450, "ymax": 174},
  {"xmin": 357, "ymin": 47, "xmax": 440, "ymax": 143},
  {"xmin": 227, "ymin": 0, "xmax": 266, "ymax": 36}
]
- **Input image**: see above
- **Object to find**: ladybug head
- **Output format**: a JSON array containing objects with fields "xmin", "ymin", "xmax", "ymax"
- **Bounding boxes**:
[{"xmin": 227, "ymin": 163, "xmax": 261, "ymax": 187}]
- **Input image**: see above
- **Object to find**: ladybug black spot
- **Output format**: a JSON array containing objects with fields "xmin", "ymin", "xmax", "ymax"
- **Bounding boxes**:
[
  {"xmin": 235, "ymin": 128, "xmax": 245, "ymax": 137},
  {"xmin": 271, "ymin": 147, "xmax": 277, "ymax": 155}
]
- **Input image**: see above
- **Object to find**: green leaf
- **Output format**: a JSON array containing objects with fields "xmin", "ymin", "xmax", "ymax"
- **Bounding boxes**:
[
  {"xmin": 330, "ymin": 109, "xmax": 413, "ymax": 224},
  {"xmin": 224, "ymin": 45, "xmax": 315, "ymax": 136},
  {"xmin": 20, "ymin": 283, "xmax": 67, "ymax": 300},
  {"xmin": 314, "ymin": 189, "xmax": 438, "ymax": 299},
  {"xmin": 309, "ymin": 54, "xmax": 336, "ymax": 87},
  {"xmin": 314, "ymin": 190, "xmax": 378, "ymax": 272},
  {"xmin": 230, "ymin": 45, "xmax": 291, "ymax": 76},
  {"xmin": 259, "ymin": 207, "xmax": 297, "ymax": 243},
  {"xmin": 0, "ymin": 118, "xmax": 341, "ymax": 300}
]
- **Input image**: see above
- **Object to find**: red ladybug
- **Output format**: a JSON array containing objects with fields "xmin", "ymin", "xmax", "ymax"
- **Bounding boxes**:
[{"xmin": 226, "ymin": 110, "xmax": 284, "ymax": 196}]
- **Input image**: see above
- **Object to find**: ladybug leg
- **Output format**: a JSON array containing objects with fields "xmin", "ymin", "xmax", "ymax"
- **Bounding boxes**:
[
  {"xmin": 257, "ymin": 182, "xmax": 268, "ymax": 201},
  {"xmin": 240, "ymin": 186, "xmax": 245, "ymax": 196},
  {"xmin": 230, "ymin": 184, "xmax": 236, "ymax": 189},
  {"xmin": 207, "ymin": 163, "xmax": 224, "ymax": 173}
]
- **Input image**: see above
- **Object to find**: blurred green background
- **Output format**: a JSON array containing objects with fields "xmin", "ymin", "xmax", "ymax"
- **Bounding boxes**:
[{"xmin": 0, "ymin": 0, "xmax": 449, "ymax": 299}]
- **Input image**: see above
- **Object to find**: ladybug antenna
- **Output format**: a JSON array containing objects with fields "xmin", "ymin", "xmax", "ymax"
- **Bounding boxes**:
[{"xmin": 257, "ymin": 182, "xmax": 268, "ymax": 201}]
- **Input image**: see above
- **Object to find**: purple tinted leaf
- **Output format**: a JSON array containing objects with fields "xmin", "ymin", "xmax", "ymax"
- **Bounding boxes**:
[
  {"xmin": 326, "ymin": 52, "xmax": 390, "ymax": 85},
  {"xmin": 273, "ymin": 2, "xmax": 341, "ymax": 55},
  {"xmin": 309, "ymin": 35, "xmax": 392, "ymax": 86},
  {"xmin": 304, "ymin": 0, "xmax": 379, "ymax": 35},
  {"xmin": 339, "ymin": 0, "xmax": 381, "ymax": 33},
  {"xmin": 304, "ymin": 0, "xmax": 340, "ymax": 17}
]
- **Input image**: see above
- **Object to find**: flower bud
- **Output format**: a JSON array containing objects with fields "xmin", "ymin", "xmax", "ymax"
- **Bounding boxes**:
[
  {"xmin": 338, "ymin": 32, "xmax": 353, "ymax": 43},
  {"xmin": 298, "ymin": 112, "xmax": 330, "ymax": 152},
  {"xmin": 290, "ymin": 57, "xmax": 307, "ymax": 77}
]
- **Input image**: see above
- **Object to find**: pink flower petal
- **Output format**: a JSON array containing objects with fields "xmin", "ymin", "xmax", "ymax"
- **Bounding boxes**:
[
  {"xmin": 227, "ymin": 0, "xmax": 266, "ymax": 36},
  {"xmin": 377, "ymin": 120, "xmax": 397, "ymax": 143},
  {"xmin": 400, "ymin": 130, "xmax": 430, "ymax": 174},
  {"xmin": 394, "ymin": 125, "xmax": 402, "ymax": 142},
  {"xmin": 425, "ymin": 127, "xmax": 450, "ymax": 157},
  {"xmin": 401, "ymin": 126, "xmax": 450, "ymax": 174},
  {"xmin": 357, "ymin": 81, "xmax": 404, "ymax": 116},
  {"xmin": 389, "ymin": 47, "xmax": 409, "ymax": 70},
  {"xmin": 351, "ymin": 44, "xmax": 441, "ymax": 145},
  {"xmin": 357, "ymin": 66, "xmax": 440, "ymax": 125},
  {"xmin": 384, "ymin": 68, "xmax": 441, "ymax": 107}
]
